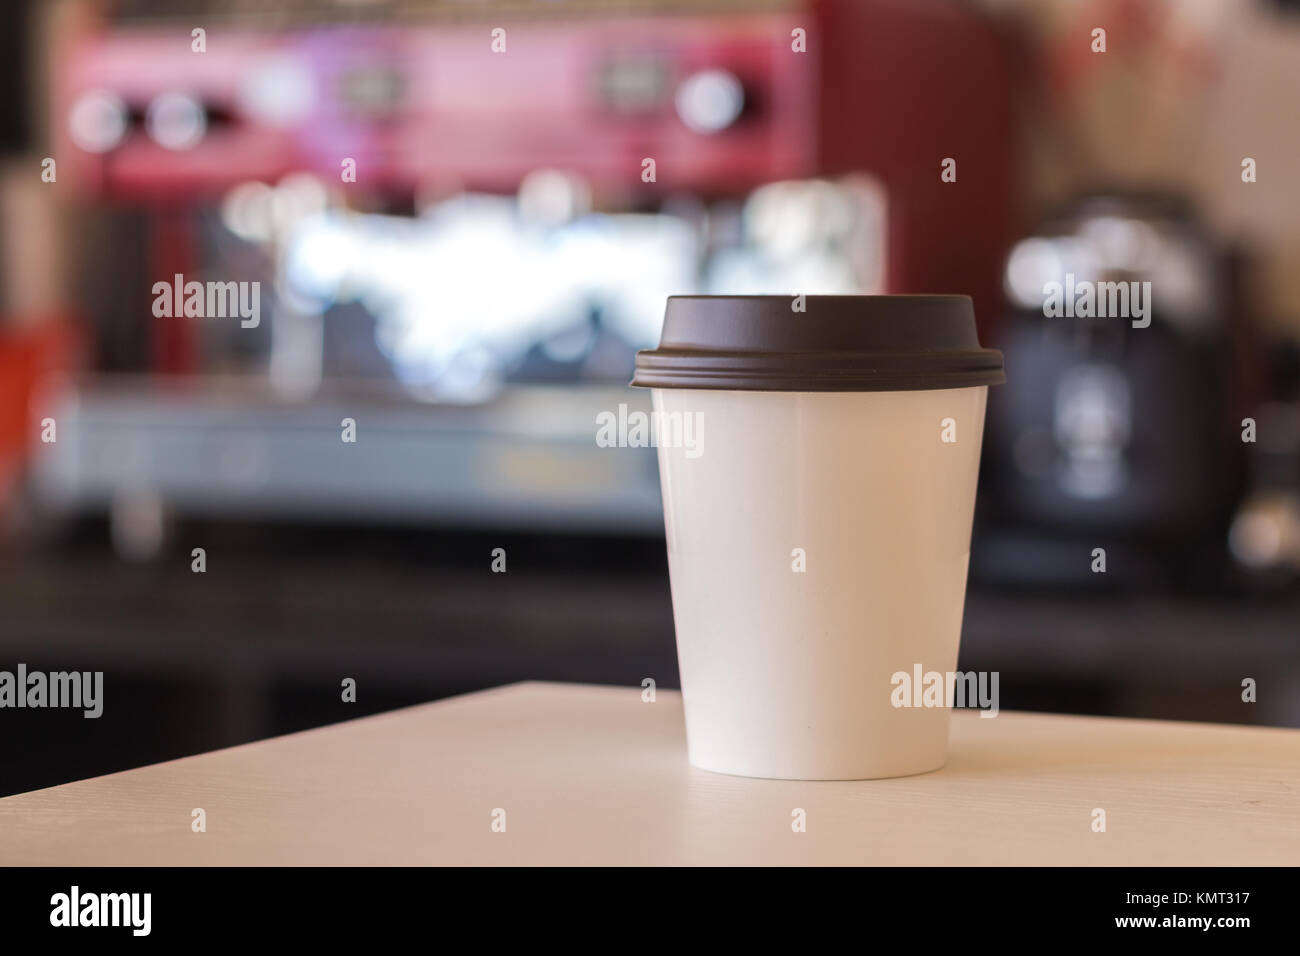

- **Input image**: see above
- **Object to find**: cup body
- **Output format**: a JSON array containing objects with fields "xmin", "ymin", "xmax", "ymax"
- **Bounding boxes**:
[{"xmin": 653, "ymin": 384, "xmax": 988, "ymax": 780}]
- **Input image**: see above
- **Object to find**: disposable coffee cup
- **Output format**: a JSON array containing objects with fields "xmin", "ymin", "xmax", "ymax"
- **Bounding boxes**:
[{"xmin": 631, "ymin": 295, "xmax": 1005, "ymax": 780}]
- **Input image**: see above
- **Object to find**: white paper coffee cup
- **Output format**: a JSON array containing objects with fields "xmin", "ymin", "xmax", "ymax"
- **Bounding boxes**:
[{"xmin": 632, "ymin": 295, "xmax": 1004, "ymax": 780}]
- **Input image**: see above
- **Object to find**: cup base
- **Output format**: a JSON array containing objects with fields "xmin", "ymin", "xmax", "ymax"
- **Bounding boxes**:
[{"xmin": 686, "ymin": 753, "xmax": 949, "ymax": 782}]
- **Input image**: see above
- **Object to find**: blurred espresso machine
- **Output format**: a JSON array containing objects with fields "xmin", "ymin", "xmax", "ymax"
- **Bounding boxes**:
[{"xmin": 36, "ymin": 0, "xmax": 1015, "ymax": 552}]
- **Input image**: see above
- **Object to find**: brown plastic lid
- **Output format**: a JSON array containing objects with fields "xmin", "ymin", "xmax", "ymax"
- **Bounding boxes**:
[{"xmin": 631, "ymin": 295, "xmax": 1005, "ymax": 391}]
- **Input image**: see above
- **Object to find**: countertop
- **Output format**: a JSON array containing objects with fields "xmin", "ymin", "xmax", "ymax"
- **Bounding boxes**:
[{"xmin": 2, "ymin": 682, "xmax": 1297, "ymax": 865}]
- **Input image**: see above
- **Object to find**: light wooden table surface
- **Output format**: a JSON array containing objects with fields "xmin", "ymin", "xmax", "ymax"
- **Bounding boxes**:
[{"xmin": 2, "ymin": 681, "xmax": 1297, "ymax": 865}]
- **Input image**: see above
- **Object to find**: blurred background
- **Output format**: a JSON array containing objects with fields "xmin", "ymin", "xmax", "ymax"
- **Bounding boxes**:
[{"xmin": 2, "ymin": 0, "xmax": 1299, "ymax": 797}]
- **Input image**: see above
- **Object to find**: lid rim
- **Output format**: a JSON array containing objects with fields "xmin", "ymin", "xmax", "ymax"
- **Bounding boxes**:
[{"xmin": 630, "ymin": 370, "xmax": 1006, "ymax": 391}]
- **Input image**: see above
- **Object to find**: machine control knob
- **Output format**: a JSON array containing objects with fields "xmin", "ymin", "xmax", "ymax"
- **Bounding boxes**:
[{"xmin": 674, "ymin": 68, "xmax": 745, "ymax": 134}]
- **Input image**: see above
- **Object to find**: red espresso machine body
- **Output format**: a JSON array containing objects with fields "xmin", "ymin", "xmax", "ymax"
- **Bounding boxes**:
[{"xmin": 55, "ymin": 0, "xmax": 1015, "ymax": 330}]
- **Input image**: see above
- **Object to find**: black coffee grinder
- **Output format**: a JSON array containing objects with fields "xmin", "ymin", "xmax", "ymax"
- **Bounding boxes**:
[{"xmin": 975, "ymin": 194, "xmax": 1247, "ymax": 591}]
